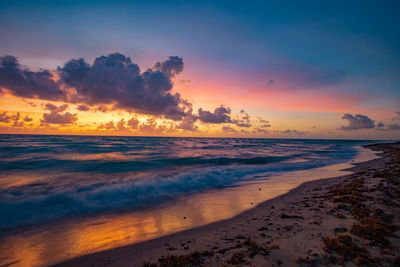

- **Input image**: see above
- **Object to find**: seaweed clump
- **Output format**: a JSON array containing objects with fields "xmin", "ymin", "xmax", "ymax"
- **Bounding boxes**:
[
  {"xmin": 142, "ymin": 251, "xmax": 213, "ymax": 267},
  {"xmin": 323, "ymin": 235, "xmax": 376, "ymax": 266}
]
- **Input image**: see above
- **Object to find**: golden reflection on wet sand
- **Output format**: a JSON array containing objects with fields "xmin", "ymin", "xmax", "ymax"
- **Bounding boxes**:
[{"xmin": 0, "ymin": 147, "xmax": 377, "ymax": 267}]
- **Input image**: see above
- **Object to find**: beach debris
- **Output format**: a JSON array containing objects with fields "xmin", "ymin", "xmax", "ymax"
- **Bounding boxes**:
[
  {"xmin": 227, "ymin": 251, "xmax": 247, "ymax": 265},
  {"xmin": 143, "ymin": 251, "xmax": 214, "ymax": 267},
  {"xmin": 334, "ymin": 226, "xmax": 348, "ymax": 235},
  {"xmin": 280, "ymin": 213, "xmax": 304, "ymax": 219},
  {"xmin": 323, "ymin": 235, "xmax": 375, "ymax": 265}
]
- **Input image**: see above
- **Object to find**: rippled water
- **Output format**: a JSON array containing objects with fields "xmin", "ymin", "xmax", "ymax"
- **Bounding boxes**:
[{"xmin": 0, "ymin": 135, "xmax": 375, "ymax": 231}]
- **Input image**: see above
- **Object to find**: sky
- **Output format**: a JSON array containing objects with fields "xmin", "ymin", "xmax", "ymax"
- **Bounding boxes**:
[{"xmin": 0, "ymin": 0, "xmax": 399, "ymax": 139}]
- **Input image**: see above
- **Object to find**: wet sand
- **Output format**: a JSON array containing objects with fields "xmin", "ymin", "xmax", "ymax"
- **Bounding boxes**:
[{"xmin": 56, "ymin": 142, "xmax": 400, "ymax": 267}]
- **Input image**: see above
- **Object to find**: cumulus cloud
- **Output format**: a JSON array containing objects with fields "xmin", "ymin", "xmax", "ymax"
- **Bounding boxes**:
[
  {"xmin": 96, "ymin": 105, "xmax": 110, "ymax": 113},
  {"xmin": 0, "ymin": 53, "xmax": 193, "ymax": 120},
  {"xmin": 152, "ymin": 56, "xmax": 184, "ymax": 78},
  {"xmin": 275, "ymin": 129, "xmax": 308, "ymax": 135},
  {"xmin": 376, "ymin": 121, "xmax": 385, "ymax": 128},
  {"xmin": 0, "ymin": 111, "xmax": 11, "ymax": 123},
  {"xmin": 340, "ymin": 112, "xmax": 400, "ymax": 132},
  {"xmin": 97, "ymin": 121, "xmax": 116, "ymax": 130},
  {"xmin": 42, "ymin": 103, "xmax": 77, "ymax": 124},
  {"xmin": 0, "ymin": 55, "xmax": 64, "ymax": 100},
  {"xmin": 340, "ymin": 113, "xmax": 375, "ymax": 131},
  {"xmin": 58, "ymin": 53, "xmax": 189, "ymax": 120},
  {"xmin": 45, "ymin": 103, "xmax": 68, "ymax": 112},
  {"xmin": 77, "ymin": 104, "xmax": 90, "ymax": 111},
  {"xmin": 11, "ymin": 112, "xmax": 24, "ymax": 127},
  {"xmin": 197, "ymin": 107, "xmax": 254, "ymax": 128},
  {"xmin": 116, "ymin": 119, "xmax": 128, "ymax": 131},
  {"xmin": 253, "ymin": 127, "xmax": 269, "ymax": 134},
  {"xmin": 386, "ymin": 123, "xmax": 400, "ymax": 131},
  {"xmin": 0, "ymin": 111, "xmax": 25, "ymax": 127},
  {"xmin": 222, "ymin": 125, "xmax": 238, "ymax": 133},
  {"xmin": 177, "ymin": 113, "xmax": 198, "ymax": 131},
  {"xmin": 376, "ymin": 122, "xmax": 400, "ymax": 131},
  {"xmin": 257, "ymin": 118, "xmax": 271, "ymax": 128},
  {"xmin": 234, "ymin": 110, "xmax": 251, "ymax": 128},
  {"xmin": 127, "ymin": 116, "xmax": 139, "ymax": 129},
  {"xmin": 139, "ymin": 117, "xmax": 158, "ymax": 132},
  {"xmin": 0, "ymin": 53, "xmax": 267, "ymax": 132},
  {"xmin": 198, "ymin": 105, "xmax": 232, "ymax": 124},
  {"xmin": 23, "ymin": 115, "xmax": 33, "ymax": 122}
]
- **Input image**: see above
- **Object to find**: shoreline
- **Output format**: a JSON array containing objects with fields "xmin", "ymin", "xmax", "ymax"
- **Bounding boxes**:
[
  {"xmin": 56, "ymin": 143, "xmax": 399, "ymax": 266},
  {"xmin": 0, "ymin": 145, "xmax": 376, "ymax": 267}
]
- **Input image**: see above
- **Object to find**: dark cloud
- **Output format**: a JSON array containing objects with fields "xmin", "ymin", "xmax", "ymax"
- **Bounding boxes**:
[
  {"xmin": 152, "ymin": 56, "xmax": 184, "ymax": 78},
  {"xmin": 258, "ymin": 117, "xmax": 271, "ymax": 128},
  {"xmin": 275, "ymin": 129, "xmax": 308, "ymax": 135},
  {"xmin": 253, "ymin": 127, "xmax": 269, "ymax": 134},
  {"xmin": 0, "ymin": 112, "xmax": 11, "ymax": 123},
  {"xmin": 11, "ymin": 112, "xmax": 24, "ymax": 127},
  {"xmin": 97, "ymin": 121, "xmax": 116, "ymax": 130},
  {"xmin": 198, "ymin": 105, "xmax": 232, "ymax": 124},
  {"xmin": 177, "ymin": 113, "xmax": 198, "ymax": 131},
  {"xmin": 234, "ymin": 110, "xmax": 251, "ymax": 128},
  {"xmin": 341, "ymin": 112, "xmax": 400, "ymax": 131},
  {"xmin": 139, "ymin": 117, "xmax": 158, "ymax": 132},
  {"xmin": 0, "ymin": 111, "xmax": 25, "ymax": 127},
  {"xmin": 42, "ymin": 103, "xmax": 77, "ymax": 124},
  {"xmin": 58, "ymin": 53, "xmax": 189, "ymax": 120},
  {"xmin": 222, "ymin": 125, "xmax": 238, "ymax": 133},
  {"xmin": 77, "ymin": 104, "xmax": 90, "ymax": 111},
  {"xmin": 22, "ymin": 99, "xmax": 37, "ymax": 107},
  {"xmin": 96, "ymin": 105, "xmax": 110, "ymax": 113},
  {"xmin": 116, "ymin": 119, "xmax": 127, "ymax": 131},
  {"xmin": 23, "ymin": 115, "xmax": 33, "ymax": 122},
  {"xmin": 45, "ymin": 103, "xmax": 68, "ymax": 112},
  {"xmin": 0, "ymin": 53, "xmax": 265, "ymax": 130},
  {"xmin": 0, "ymin": 55, "xmax": 64, "ymax": 100},
  {"xmin": 340, "ymin": 113, "xmax": 375, "ymax": 131},
  {"xmin": 127, "ymin": 117, "xmax": 139, "ymax": 129},
  {"xmin": 376, "ymin": 122, "xmax": 400, "ymax": 131},
  {"xmin": 386, "ymin": 123, "xmax": 400, "ymax": 131}
]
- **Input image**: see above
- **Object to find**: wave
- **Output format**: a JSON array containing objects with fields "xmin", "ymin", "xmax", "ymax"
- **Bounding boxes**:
[
  {"xmin": 0, "ymin": 155, "xmax": 294, "ymax": 173},
  {"xmin": 0, "ymin": 155, "xmax": 343, "ymax": 230},
  {"xmin": 0, "ymin": 135, "xmax": 376, "ymax": 230}
]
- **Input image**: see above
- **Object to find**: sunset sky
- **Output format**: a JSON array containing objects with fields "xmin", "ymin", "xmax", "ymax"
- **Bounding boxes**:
[{"xmin": 0, "ymin": 0, "xmax": 399, "ymax": 139}]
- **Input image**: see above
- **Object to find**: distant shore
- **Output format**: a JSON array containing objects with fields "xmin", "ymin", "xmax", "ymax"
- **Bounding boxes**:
[{"xmin": 56, "ymin": 142, "xmax": 400, "ymax": 266}]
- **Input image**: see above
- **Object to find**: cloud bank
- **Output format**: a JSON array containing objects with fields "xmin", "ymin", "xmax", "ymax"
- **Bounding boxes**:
[
  {"xmin": 340, "ymin": 112, "xmax": 400, "ymax": 131},
  {"xmin": 0, "ymin": 55, "xmax": 64, "ymax": 100},
  {"xmin": 41, "ymin": 103, "xmax": 77, "ymax": 124},
  {"xmin": 340, "ymin": 113, "xmax": 375, "ymax": 131},
  {"xmin": 0, "ymin": 53, "xmax": 276, "ymax": 133},
  {"xmin": 0, "ymin": 53, "xmax": 261, "ymax": 131}
]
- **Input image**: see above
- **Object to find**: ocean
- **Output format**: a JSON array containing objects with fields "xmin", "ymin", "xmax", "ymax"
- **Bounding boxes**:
[
  {"xmin": 0, "ymin": 135, "xmax": 378, "ymax": 266},
  {"xmin": 0, "ymin": 135, "xmax": 375, "ymax": 230}
]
